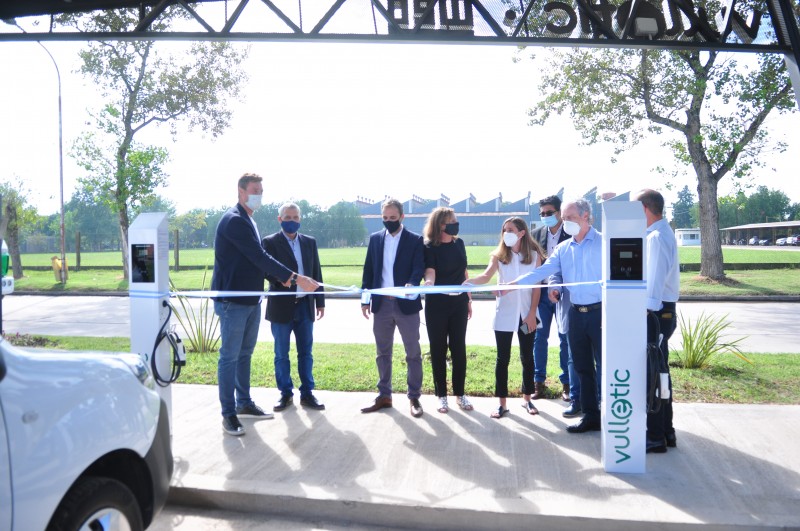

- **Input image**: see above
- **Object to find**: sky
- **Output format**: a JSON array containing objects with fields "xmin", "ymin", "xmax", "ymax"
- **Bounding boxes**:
[{"xmin": 1, "ymin": 20, "xmax": 798, "ymax": 220}]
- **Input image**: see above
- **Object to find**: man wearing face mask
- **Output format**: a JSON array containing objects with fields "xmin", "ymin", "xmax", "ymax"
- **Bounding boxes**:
[
  {"xmin": 530, "ymin": 195, "xmax": 580, "ymax": 417},
  {"xmin": 360, "ymin": 198, "xmax": 426, "ymax": 418},
  {"xmin": 262, "ymin": 202, "xmax": 326, "ymax": 412},
  {"xmin": 212, "ymin": 174, "xmax": 320, "ymax": 437},
  {"xmin": 507, "ymin": 199, "xmax": 603, "ymax": 434}
]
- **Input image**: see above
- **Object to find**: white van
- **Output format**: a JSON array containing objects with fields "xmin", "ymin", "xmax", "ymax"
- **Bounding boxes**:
[{"xmin": 0, "ymin": 338, "xmax": 172, "ymax": 530}]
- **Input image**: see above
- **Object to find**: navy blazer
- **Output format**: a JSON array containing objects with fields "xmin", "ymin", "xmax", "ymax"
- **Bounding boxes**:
[
  {"xmin": 262, "ymin": 231, "xmax": 325, "ymax": 324},
  {"xmin": 211, "ymin": 203, "xmax": 293, "ymax": 305},
  {"xmin": 531, "ymin": 223, "xmax": 571, "ymax": 260},
  {"xmin": 361, "ymin": 227, "xmax": 425, "ymax": 314}
]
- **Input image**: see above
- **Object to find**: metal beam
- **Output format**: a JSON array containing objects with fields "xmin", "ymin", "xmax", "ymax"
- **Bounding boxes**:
[{"xmin": 0, "ymin": 0, "xmax": 795, "ymax": 59}]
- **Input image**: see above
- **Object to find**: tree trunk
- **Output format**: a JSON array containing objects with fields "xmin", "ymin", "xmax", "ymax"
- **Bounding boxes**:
[
  {"xmin": 119, "ymin": 207, "xmax": 130, "ymax": 280},
  {"xmin": 4, "ymin": 202, "xmax": 23, "ymax": 280},
  {"xmin": 696, "ymin": 171, "xmax": 725, "ymax": 279}
]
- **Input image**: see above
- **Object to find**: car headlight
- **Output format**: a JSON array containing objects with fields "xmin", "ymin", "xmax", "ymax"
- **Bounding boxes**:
[{"xmin": 120, "ymin": 354, "xmax": 156, "ymax": 390}]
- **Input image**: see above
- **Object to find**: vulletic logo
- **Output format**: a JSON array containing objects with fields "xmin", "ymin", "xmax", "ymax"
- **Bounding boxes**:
[{"xmin": 608, "ymin": 369, "xmax": 632, "ymax": 463}]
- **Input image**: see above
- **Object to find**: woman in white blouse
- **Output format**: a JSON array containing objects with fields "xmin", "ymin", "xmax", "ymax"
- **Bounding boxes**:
[{"xmin": 468, "ymin": 217, "xmax": 545, "ymax": 418}]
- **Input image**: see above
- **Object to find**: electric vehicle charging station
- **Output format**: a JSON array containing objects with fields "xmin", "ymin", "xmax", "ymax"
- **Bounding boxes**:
[
  {"xmin": 601, "ymin": 201, "xmax": 647, "ymax": 473},
  {"xmin": 129, "ymin": 212, "xmax": 173, "ymax": 423}
]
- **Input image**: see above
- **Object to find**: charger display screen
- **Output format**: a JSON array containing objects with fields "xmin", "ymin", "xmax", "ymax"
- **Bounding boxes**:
[{"xmin": 131, "ymin": 244, "xmax": 155, "ymax": 283}]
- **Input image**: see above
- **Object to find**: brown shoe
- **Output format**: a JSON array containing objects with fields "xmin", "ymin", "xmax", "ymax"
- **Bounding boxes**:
[
  {"xmin": 531, "ymin": 382, "xmax": 546, "ymax": 400},
  {"xmin": 410, "ymin": 398, "xmax": 423, "ymax": 418},
  {"xmin": 361, "ymin": 395, "xmax": 393, "ymax": 413},
  {"xmin": 561, "ymin": 383, "xmax": 570, "ymax": 402}
]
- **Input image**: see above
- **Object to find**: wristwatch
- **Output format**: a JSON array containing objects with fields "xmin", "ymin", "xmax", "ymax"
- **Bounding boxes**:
[{"xmin": 290, "ymin": 273, "xmax": 297, "ymax": 287}]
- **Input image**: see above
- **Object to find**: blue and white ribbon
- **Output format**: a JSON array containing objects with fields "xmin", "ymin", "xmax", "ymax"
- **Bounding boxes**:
[{"xmin": 130, "ymin": 280, "xmax": 602, "ymax": 300}]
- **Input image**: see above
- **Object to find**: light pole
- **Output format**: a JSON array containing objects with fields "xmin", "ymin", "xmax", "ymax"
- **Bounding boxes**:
[{"xmin": 4, "ymin": 19, "xmax": 67, "ymax": 284}]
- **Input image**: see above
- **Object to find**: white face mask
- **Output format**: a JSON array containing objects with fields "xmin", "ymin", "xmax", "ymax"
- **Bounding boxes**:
[
  {"xmin": 245, "ymin": 194, "xmax": 262, "ymax": 211},
  {"xmin": 503, "ymin": 232, "xmax": 519, "ymax": 247},
  {"xmin": 563, "ymin": 220, "xmax": 581, "ymax": 236}
]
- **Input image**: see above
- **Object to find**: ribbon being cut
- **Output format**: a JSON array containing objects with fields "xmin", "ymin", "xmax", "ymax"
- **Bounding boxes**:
[{"xmin": 130, "ymin": 280, "xmax": 603, "ymax": 301}]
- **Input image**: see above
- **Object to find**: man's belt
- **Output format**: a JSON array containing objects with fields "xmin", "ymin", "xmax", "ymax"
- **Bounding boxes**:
[{"xmin": 573, "ymin": 302, "xmax": 602, "ymax": 313}]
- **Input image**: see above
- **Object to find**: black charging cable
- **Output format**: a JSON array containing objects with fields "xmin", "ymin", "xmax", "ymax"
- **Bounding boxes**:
[
  {"xmin": 645, "ymin": 311, "xmax": 668, "ymax": 414},
  {"xmin": 150, "ymin": 300, "xmax": 186, "ymax": 387}
]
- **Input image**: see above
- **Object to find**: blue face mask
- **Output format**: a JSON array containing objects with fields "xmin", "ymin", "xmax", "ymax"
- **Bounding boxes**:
[
  {"xmin": 281, "ymin": 220, "xmax": 300, "ymax": 234},
  {"xmin": 541, "ymin": 215, "xmax": 558, "ymax": 228}
]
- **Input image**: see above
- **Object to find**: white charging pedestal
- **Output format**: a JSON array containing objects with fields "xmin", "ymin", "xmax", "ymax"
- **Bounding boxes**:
[
  {"xmin": 128, "ymin": 212, "xmax": 172, "ymax": 425},
  {"xmin": 601, "ymin": 201, "xmax": 647, "ymax": 473}
]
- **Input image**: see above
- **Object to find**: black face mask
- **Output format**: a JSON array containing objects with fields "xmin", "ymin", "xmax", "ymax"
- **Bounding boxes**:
[
  {"xmin": 444, "ymin": 222, "xmax": 460, "ymax": 236},
  {"xmin": 383, "ymin": 220, "xmax": 401, "ymax": 234}
]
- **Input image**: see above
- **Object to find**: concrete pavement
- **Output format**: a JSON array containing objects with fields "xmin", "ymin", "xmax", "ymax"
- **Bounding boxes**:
[
  {"xmin": 3, "ymin": 294, "xmax": 799, "ymax": 529},
  {"xmin": 158, "ymin": 384, "xmax": 800, "ymax": 530},
  {"xmin": 2, "ymin": 295, "xmax": 798, "ymax": 353}
]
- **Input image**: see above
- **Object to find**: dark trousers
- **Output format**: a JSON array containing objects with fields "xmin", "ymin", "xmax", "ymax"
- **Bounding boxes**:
[
  {"xmin": 425, "ymin": 293, "xmax": 469, "ymax": 397},
  {"xmin": 494, "ymin": 321, "xmax": 536, "ymax": 397},
  {"xmin": 646, "ymin": 302, "xmax": 678, "ymax": 441},
  {"xmin": 567, "ymin": 305, "xmax": 602, "ymax": 422}
]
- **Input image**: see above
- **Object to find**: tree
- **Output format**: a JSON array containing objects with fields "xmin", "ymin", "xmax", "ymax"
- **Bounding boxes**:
[
  {"xmin": 741, "ymin": 185, "xmax": 791, "ymax": 224},
  {"xmin": 717, "ymin": 192, "xmax": 746, "ymax": 229},
  {"xmin": 529, "ymin": 34, "xmax": 795, "ymax": 279},
  {"xmin": 0, "ymin": 180, "xmax": 38, "ymax": 279},
  {"xmin": 788, "ymin": 202, "xmax": 800, "ymax": 222},
  {"xmin": 322, "ymin": 201, "xmax": 367, "ymax": 247},
  {"xmin": 172, "ymin": 209, "xmax": 208, "ymax": 248},
  {"xmin": 59, "ymin": 8, "xmax": 248, "ymax": 277},
  {"xmin": 671, "ymin": 185, "xmax": 695, "ymax": 229},
  {"xmin": 65, "ymin": 187, "xmax": 119, "ymax": 251}
]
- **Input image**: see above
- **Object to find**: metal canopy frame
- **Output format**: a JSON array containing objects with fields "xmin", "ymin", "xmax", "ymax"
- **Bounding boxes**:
[{"xmin": 1, "ymin": 0, "xmax": 799, "ymax": 105}]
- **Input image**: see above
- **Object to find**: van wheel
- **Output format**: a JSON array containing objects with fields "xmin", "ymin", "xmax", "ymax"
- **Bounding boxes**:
[{"xmin": 47, "ymin": 476, "xmax": 143, "ymax": 531}]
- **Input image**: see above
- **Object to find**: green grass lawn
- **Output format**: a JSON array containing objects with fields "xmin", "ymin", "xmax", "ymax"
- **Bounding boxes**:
[
  {"xmin": 13, "ymin": 265, "xmax": 800, "ymax": 296},
  {"xmin": 19, "ymin": 245, "xmax": 800, "ymax": 268},
  {"xmin": 13, "ymin": 245, "xmax": 800, "ymax": 295},
  {"xmin": 20, "ymin": 335, "xmax": 800, "ymax": 405}
]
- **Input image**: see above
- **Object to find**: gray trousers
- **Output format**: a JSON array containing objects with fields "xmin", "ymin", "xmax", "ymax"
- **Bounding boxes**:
[{"xmin": 372, "ymin": 298, "xmax": 423, "ymax": 399}]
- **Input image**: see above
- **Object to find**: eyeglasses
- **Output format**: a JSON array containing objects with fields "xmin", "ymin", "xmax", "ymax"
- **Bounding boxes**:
[{"xmin": 540, "ymin": 210, "xmax": 557, "ymax": 217}]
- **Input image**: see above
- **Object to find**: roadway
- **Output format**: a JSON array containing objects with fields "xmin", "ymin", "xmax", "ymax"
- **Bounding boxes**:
[{"xmin": 1, "ymin": 294, "xmax": 798, "ymax": 353}]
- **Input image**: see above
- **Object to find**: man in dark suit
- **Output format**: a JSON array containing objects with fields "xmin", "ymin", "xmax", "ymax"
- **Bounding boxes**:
[
  {"xmin": 360, "ymin": 198, "xmax": 426, "ymax": 418},
  {"xmin": 262, "ymin": 202, "xmax": 326, "ymax": 412},
  {"xmin": 212, "ymin": 173, "xmax": 319, "ymax": 437},
  {"xmin": 530, "ymin": 195, "xmax": 581, "ymax": 417}
]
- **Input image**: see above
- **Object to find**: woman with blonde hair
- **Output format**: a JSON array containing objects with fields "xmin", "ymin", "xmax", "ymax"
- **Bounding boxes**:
[
  {"xmin": 468, "ymin": 217, "xmax": 545, "ymax": 418},
  {"xmin": 423, "ymin": 207, "xmax": 472, "ymax": 413}
]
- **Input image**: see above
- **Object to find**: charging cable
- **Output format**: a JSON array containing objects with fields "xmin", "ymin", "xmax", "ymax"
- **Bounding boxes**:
[
  {"xmin": 646, "ymin": 311, "xmax": 669, "ymax": 414},
  {"xmin": 150, "ymin": 300, "xmax": 186, "ymax": 386}
]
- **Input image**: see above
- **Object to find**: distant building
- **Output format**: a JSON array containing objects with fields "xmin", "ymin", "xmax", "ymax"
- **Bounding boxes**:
[
  {"xmin": 355, "ymin": 188, "xmax": 627, "ymax": 244},
  {"xmin": 675, "ymin": 228, "xmax": 701, "ymax": 246}
]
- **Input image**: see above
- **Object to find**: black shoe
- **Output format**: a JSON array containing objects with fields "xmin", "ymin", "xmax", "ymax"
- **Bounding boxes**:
[
  {"xmin": 274, "ymin": 395, "xmax": 293, "ymax": 412},
  {"xmin": 562, "ymin": 401, "xmax": 582, "ymax": 418},
  {"xmin": 236, "ymin": 403, "xmax": 274, "ymax": 419},
  {"xmin": 665, "ymin": 432, "xmax": 677, "ymax": 448},
  {"xmin": 647, "ymin": 439, "xmax": 668, "ymax": 454},
  {"xmin": 566, "ymin": 418, "xmax": 601, "ymax": 433},
  {"xmin": 300, "ymin": 394, "xmax": 325, "ymax": 410},
  {"xmin": 222, "ymin": 415, "xmax": 245, "ymax": 436}
]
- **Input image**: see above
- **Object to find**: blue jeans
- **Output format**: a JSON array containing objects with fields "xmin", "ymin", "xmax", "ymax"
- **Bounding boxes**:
[
  {"xmin": 564, "ymin": 340, "xmax": 581, "ymax": 403},
  {"xmin": 271, "ymin": 300, "xmax": 315, "ymax": 398},
  {"xmin": 533, "ymin": 297, "xmax": 570, "ymax": 385},
  {"xmin": 215, "ymin": 300, "xmax": 262, "ymax": 417}
]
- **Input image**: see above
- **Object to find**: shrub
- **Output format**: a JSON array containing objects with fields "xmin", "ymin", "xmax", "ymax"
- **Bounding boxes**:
[
  {"xmin": 169, "ymin": 269, "xmax": 220, "ymax": 353},
  {"xmin": 674, "ymin": 312, "xmax": 751, "ymax": 369}
]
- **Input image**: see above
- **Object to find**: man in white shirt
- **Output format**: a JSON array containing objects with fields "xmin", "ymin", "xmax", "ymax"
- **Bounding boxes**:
[
  {"xmin": 360, "ymin": 198, "xmax": 426, "ymax": 418},
  {"xmin": 636, "ymin": 189, "xmax": 680, "ymax": 453}
]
